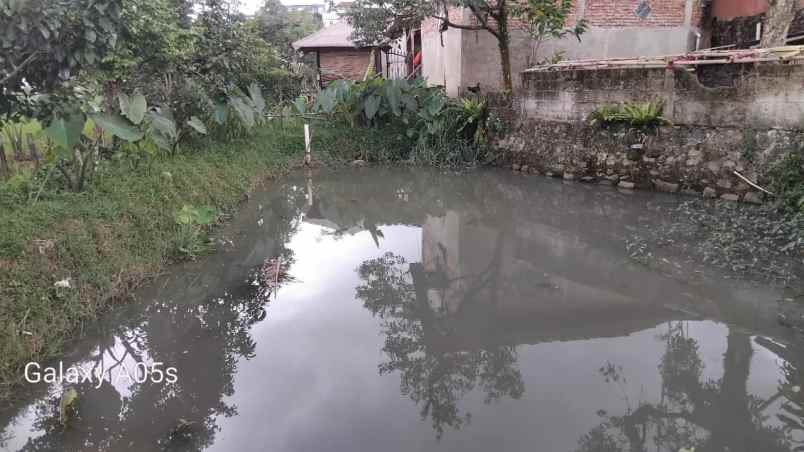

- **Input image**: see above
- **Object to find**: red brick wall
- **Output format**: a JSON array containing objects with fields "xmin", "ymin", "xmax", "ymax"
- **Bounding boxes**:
[
  {"xmin": 430, "ymin": 0, "xmax": 698, "ymax": 32},
  {"xmin": 318, "ymin": 49, "xmax": 372, "ymax": 83},
  {"xmin": 584, "ymin": 0, "xmax": 688, "ymax": 27}
]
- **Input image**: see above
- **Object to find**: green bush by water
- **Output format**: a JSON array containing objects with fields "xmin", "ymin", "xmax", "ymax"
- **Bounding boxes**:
[{"xmin": 298, "ymin": 78, "xmax": 497, "ymax": 166}]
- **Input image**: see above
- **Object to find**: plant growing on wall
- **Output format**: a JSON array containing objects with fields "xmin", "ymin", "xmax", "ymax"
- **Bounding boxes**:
[
  {"xmin": 512, "ymin": 0, "xmax": 587, "ymax": 67},
  {"xmin": 588, "ymin": 101, "xmax": 669, "ymax": 130}
]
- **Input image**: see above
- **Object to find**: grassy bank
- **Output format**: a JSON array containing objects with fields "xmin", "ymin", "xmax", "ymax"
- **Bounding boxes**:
[{"xmin": 0, "ymin": 120, "xmax": 355, "ymax": 400}]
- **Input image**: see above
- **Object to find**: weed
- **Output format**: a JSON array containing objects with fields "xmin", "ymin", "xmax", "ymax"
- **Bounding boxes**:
[{"xmin": 769, "ymin": 152, "xmax": 804, "ymax": 215}]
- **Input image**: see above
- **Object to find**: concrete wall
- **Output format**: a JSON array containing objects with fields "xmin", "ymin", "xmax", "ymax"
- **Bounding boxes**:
[
  {"xmin": 459, "ymin": 26, "xmax": 698, "ymax": 92},
  {"xmin": 421, "ymin": 13, "xmax": 466, "ymax": 96},
  {"xmin": 519, "ymin": 63, "xmax": 804, "ymax": 130},
  {"xmin": 423, "ymin": 0, "xmax": 703, "ymax": 94}
]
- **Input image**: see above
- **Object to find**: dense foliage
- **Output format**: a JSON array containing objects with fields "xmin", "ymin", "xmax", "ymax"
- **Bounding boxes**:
[
  {"xmin": 0, "ymin": 0, "xmax": 311, "ymax": 188},
  {"xmin": 300, "ymin": 78, "xmax": 497, "ymax": 165}
]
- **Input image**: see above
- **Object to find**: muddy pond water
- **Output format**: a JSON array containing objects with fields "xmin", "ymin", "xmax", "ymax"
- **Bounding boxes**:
[{"xmin": 1, "ymin": 168, "xmax": 803, "ymax": 452}]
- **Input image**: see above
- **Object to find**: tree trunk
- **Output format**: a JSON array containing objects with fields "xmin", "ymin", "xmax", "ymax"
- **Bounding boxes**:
[
  {"xmin": 496, "ymin": 0, "xmax": 513, "ymax": 93},
  {"xmin": 761, "ymin": 0, "xmax": 798, "ymax": 48}
]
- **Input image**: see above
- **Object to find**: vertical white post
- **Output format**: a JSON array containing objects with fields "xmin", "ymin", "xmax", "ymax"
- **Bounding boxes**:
[{"xmin": 304, "ymin": 123, "xmax": 312, "ymax": 166}]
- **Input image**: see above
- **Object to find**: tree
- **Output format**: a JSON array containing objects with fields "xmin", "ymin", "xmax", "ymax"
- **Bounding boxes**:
[
  {"xmin": 345, "ymin": 0, "xmax": 585, "ymax": 93},
  {"xmin": 345, "ymin": 0, "xmax": 517, "ymax": 92},
  {"xmin": 253, "ymin": 0, "xmax": 323, "ymax": 54},
  {"xmin": 761, "ymin": 0, "xmax": 799, "ymax": 48},
  {"xmin": 0, "ymin": 0, "xmax": 123, "ymax": 117},
  {"xmin": 513, "ymin": 0, "xmax": 586, "ymax": 67}
]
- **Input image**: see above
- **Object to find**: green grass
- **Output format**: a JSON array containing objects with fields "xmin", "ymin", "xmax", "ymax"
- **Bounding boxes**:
[{"xmin": 0, "ymin": 119, "xmax": 352, "ymax": 400}]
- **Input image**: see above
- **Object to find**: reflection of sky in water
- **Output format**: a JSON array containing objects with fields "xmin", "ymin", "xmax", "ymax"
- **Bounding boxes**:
[{"xmin": 3, "ymin": 334, "xmax": 157, "ymax": 450}]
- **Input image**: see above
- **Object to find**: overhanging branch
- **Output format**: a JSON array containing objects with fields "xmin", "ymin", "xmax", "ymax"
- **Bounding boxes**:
[{"xmin": 0, "ymin": 51, "xmax": 40, "ymax": 87}]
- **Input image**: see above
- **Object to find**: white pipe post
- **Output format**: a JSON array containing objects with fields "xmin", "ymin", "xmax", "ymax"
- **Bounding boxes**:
[{"xmin": 304, "ymin": 123, "xmax": 312, "ymax": 166}]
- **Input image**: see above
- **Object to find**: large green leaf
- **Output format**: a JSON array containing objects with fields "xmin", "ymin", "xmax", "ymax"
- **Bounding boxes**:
[
  {"xmin": 248, "ymin": 82, "xmax": 266, "ymax": 116},
  {"xmin": 148, "ymin": 109, "xmax": 178, "ymax": 140},
  {"xmin": 187, "ymin": 116, "xmax": 208, "ymax": 135},
  {"xmin": 213, "ymin": 102, "xmax": 228, "ymax": 125},
  {"xmin": 229, "ymin": 96, "xmax": 255, "ymax": 129},
  {"xmin": 384, "ymin": 82, "xmax": 402, "ymax": 117},
  {"xmin": 401, "ymin": 93, "xmax": 418, "ymax": 114},
  {"xmin": 45, "ymin": 112, "xmax": 85, "ymax": 150},
  {"xmin": 364, "ymin": 94, "xmax": 381, "ymax": 121},
  {"xmin": 315, "ymin": 88, "xmax": 336, "ymax": 114},
  {"xmin": 119, "ymin": 93, "xmax": 147, "ymax": 125},
  {"xmin": 149, "ymin": 130, "xmax": 172, "ymax": 151},
  {"xmin": 292, "ymin": 96, "xmax": 307, "ymax": 115},
  {"xmin": 91, "ymin": 113, "xmax": 144, "ymax": 142}
]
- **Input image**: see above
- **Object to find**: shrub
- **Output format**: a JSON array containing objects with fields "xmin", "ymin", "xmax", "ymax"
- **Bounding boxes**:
[
  {"xmin": 303, "ymin": 78, "xmax": 496, "ymax": 166},
  {"xmin": 769, "ymin": 152, "xmax": 804, "ymax": 215},
  {"xmin": 588, "ymin": 101, "xmax": 670, "ymax": 129}
]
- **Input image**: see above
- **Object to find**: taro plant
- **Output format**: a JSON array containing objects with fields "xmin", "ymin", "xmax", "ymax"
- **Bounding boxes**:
[
  {"xmin": 306, "ymin": 77, "xmax": 494, "ymax": 165},
  {"xmin": 209, "ymin": 82, "xmax": 267, "ymax": 140},
  {"xmin": 93, "ymin": 92, "xmax": 208, "ymax": 156},
  {"xmin": 43, "ymin": 109, "xmax": 105, "ymax": 192}
]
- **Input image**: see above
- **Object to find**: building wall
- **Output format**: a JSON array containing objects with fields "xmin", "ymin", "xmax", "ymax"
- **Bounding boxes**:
[
  {"xmin": 421, "ymin": 10, "xmax": 466, "ymax": 96},
  {"xmin": 710, "ymin": 1, "xmax": 804, "ymax": 48},
  {"xmin": 459, "ymin": 26, "xmax": 698, "ymax": 92},
  {"xmin": 712, "ymin": 0, "xmax": 804, "ymax": 19},
  {"xmin": 423, "ymin": 0, "xmax": 703, "ymax": 94},
  {"xmin": 318, "ymin": 48, "xmax": 373, "ymax": 83}
]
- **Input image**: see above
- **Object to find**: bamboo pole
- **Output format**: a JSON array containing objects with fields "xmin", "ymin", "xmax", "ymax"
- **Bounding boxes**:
[{"xmin": 304, "ymin": 123, "xmax": 312, "ymax": 166}]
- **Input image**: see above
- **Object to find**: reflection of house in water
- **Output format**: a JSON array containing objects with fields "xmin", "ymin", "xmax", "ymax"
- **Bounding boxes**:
[{"xmin": 416, "ymin": 210, "xmax": 702, "ymax": 349}]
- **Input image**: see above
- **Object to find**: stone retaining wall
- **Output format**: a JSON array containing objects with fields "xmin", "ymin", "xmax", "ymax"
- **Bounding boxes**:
[{"xmin": 496, "ymin": 121, "xmax": 803, "ymax": 204}]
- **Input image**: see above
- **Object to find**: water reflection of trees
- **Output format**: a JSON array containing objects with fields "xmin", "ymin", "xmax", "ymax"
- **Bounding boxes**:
[
  {"xmin": 576, "ymin": 322, "xmax": 798, "ymax": 452},
  {"xmin": 8, "ymin": 181, "xmax": 310, "ymax": 451},
  {"xmin": 355, "ymin": 252, "xmax": 525, "ymax": 438}
]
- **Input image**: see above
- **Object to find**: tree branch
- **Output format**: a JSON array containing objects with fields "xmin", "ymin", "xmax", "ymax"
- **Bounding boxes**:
[
  {"xmin": 0, "ymin": 51, "xmax": 40, "ymax": 87},
  {"xmin": 429, "ymin": 13, "xmax": 488, "ymax": 32},
  {"xmin": 465, "ymin": 3, "xmax": 501, "ymax": 38}
]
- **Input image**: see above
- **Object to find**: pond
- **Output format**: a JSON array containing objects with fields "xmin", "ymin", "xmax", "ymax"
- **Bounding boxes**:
[{"xmin": 1, "ymin": 168, "xmax": 803, "ymax": 452}]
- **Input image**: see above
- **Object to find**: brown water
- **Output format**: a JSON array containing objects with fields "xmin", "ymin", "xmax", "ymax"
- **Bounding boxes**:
[{"xmin": 1, "ymin": 168, "xmax": 803, "ymax": 452}]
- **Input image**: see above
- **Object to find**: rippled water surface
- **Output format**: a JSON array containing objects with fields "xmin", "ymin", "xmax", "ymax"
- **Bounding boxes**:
[{"xmin": 1, "ymin": 168, "xmax": 803, "ymax": 452}]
